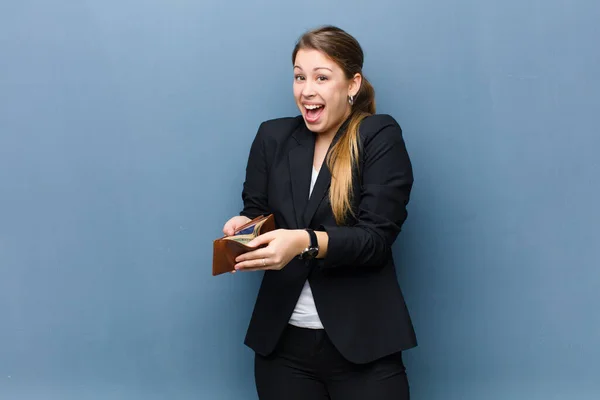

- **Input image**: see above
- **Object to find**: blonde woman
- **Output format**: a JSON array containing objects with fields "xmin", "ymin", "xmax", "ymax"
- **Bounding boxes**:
[{"xmin": 223, "ymin": 25, "xmax": 417, "ymax": 400}]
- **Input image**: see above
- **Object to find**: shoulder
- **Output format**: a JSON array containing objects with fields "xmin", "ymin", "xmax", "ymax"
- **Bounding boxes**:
[
  {"xmin": 358, "ymin": 114, "xmax": 404, "ymax": 145},
  {"xmin": 356, "ymin": 114, "xmax": 413, "ymax": 175},
  {"xmin": 255, "ymin": 115, "xmax": 304, "ymax": 143}
]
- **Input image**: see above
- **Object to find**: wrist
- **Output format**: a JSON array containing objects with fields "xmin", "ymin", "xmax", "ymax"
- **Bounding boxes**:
[
  {"xmin": 295, "ymin": 229, "xmax": 311, "ymax": 255},
  {"xmin": 297, "ymin": 228, "xmax": 319, "ymax": 260}
]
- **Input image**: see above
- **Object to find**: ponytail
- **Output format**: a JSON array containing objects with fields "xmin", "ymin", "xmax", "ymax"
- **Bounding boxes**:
[{"xmin": 327, "ymin": 77, "xmax": 376, "ymax": 224}]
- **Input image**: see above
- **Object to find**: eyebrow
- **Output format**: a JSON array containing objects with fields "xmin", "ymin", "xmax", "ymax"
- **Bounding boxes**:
[{"xmin": 294, "ymin": 66, "xmax": 333, "ymax": 72}]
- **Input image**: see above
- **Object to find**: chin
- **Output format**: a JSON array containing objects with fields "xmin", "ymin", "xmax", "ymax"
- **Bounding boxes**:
[
  {"xmin": 305, "ymin": 119, "xmax": 329, "ymax": 133},
  {"xmin": 300, "ymin": 111, "xmax": 328, "ymax": 132}
]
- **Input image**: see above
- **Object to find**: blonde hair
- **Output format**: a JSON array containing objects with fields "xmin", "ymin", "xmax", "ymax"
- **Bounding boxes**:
[{"xmin": 292, "ymin": 26, "xmax": 376, "ymax": 224}]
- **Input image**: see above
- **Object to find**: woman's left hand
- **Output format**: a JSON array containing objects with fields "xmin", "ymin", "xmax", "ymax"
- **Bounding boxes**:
[{"xmin": 234, "ymin": 229, "xmax": 308, "ymax": 272}]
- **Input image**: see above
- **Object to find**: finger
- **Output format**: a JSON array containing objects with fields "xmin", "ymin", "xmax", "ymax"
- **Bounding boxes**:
[
  {"xmin": 246, "ymin": 231, "xmax": 275, "ymax": 248},
  {"xmin": 236, "ymin": 247, "xmax": 271, "ymax": 263},
  {"xmin": 223, "ymin": 223, "xmax": 235, "ymax": 236},
  {"xmin": 235, "ymin": 257, "xmax": 269, "ymax": 270}
]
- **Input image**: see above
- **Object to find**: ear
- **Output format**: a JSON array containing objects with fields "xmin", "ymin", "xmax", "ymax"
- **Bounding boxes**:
[{"xmin": 348, "ymin": 73, "xmax": 362, "ymax": 97}]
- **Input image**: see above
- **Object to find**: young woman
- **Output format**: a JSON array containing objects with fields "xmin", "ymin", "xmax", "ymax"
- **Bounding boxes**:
[{"xmin": 222, "ymin": 25, "xmax": 417, "ymax": 400}]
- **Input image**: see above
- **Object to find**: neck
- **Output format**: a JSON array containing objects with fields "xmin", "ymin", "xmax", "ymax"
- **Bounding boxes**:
[
  {"xmin": 318, "ymin": 109, "xmax": 353, "ymax": 143},
  {"xmin": 316, "ymin": 129, "xmax": 336, "ymax": 145}
]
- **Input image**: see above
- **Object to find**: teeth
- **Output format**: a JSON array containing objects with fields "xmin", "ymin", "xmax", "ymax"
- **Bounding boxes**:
[{"xmin": 304, "ymin": 104, "xmax": 323, "ymax": 110}]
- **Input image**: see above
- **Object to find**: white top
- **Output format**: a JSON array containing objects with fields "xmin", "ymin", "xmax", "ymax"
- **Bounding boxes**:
[{"xmin": 288, "ymin": 166, "xmax": 324, "ymax": 329}]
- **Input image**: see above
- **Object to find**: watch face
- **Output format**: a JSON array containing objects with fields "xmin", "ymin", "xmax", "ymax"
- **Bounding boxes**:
[
  {"xmin": 300, "ymin": 247, "xmax": 318, "ymax": 259},
  {"xmin": 306, "ymin": 247, "xmax": 318, "ymax": 258}
]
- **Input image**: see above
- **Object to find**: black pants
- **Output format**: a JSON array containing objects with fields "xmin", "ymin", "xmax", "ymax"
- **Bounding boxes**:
[{"xmin": 254, "ymin": 324, "xmax": 410, "ymax": 400}]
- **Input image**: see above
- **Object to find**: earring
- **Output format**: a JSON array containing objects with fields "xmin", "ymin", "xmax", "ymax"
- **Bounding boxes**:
[{"xmin": 348, "ymin": 95, "xmax": 354, "ymax": 105}]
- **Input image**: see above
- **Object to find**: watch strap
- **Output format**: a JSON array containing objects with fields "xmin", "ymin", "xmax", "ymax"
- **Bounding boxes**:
[
  {"xmin": 305, "ymin": 228, "xmax": 317, "ymax": 248},
  {"xmin": 299, "ymin": 229, "xmax": 319, "ymax": 260}
]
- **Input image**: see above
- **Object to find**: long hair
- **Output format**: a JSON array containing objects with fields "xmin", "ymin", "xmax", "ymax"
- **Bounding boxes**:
[{"xmin": 292, "ymin": 26, "xmax": 376, "ymax": 224}]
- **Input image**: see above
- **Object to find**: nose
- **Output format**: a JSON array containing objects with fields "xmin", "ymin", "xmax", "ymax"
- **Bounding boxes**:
[{"xmin": 302, "ymin": 80, "xmax": 316, "ymax": 98}]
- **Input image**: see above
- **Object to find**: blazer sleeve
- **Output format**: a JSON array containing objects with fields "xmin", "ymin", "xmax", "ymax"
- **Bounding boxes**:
[
  {"xmin": 239, "ymin": 122, "xmax": 270, "ymax": 219},
  {"xmin": 319, "ymin": 116, "xmax": 414, "ymax": 268}
]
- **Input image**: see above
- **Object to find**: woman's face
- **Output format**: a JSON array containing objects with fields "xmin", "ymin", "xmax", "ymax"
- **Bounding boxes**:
[{"xmin": 293, "ymin": 48, "xmax": 360, "ymax": 137}]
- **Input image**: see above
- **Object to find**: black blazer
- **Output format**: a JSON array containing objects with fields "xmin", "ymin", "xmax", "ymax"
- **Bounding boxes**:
[{"xmin": 239, "ymin": 113, "xmax": 417, "ymax": 364}]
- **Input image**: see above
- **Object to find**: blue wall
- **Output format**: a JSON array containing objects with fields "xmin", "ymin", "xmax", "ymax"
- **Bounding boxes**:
[{"xmin": 1, "ymin": 1, "xmax": 599, "ymax": 399}]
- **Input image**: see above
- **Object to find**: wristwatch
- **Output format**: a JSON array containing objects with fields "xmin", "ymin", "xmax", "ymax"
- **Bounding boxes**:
[{"xmin": 299, "ymin": 229, "xmax": 319, "ymax": 260}]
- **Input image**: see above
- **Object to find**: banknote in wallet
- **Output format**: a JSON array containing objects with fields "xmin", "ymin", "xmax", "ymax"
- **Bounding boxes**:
[{"xmin": 212, "ymin": 214, "xmax": 275, "ymax": 276}]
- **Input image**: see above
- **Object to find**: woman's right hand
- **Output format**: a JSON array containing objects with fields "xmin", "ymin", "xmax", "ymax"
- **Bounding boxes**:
[{"xmin": 223, "ymin": 215, "xmax": 251, "ymax": 236}]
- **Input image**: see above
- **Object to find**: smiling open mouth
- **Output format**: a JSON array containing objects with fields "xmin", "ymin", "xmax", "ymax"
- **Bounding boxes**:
[{"xmin": 304, "ymin": 104, "xmax": 324, "ymax": 123}]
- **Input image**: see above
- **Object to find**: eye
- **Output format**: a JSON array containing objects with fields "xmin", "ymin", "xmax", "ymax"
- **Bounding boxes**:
[
  {"xmin": 317, "ymin": 75, "xmax": 328, "ymax": 81},
  {"xmin": 295, "ymin": 75, "xmax": 305, "ymax": 81}
]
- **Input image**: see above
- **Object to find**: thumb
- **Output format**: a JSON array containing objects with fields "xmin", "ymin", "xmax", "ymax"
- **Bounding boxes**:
[{"xmin": 223, "ymin": 225, "xmax": 234, "ymax": 236}]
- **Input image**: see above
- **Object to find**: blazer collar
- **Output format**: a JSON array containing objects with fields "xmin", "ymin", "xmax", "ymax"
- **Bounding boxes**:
[{"xmin": 288, "ymin": 116, "xmax": 351, "ymax": 228}]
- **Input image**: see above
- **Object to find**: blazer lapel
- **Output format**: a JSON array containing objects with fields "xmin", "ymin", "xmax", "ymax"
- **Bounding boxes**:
[
  {"xmin": 290, "ymin": 117, "xmax": 352, "ymax": 228},
  {"xmin": 302, "ymin": 118, "xmax": 352, "ymax": 227},
  {"xmin": 289, "ymin": 125, "xmax": 314, "ymax": 229},
  {"xmin": 302, "ymin": 162, "xmax": 331, "ymax": 227}
]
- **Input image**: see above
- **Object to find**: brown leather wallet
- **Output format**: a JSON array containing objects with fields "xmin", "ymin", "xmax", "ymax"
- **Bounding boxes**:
[{"xmin": 212, "ymin": 214, "xmax": 276, "ymax": 276}]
